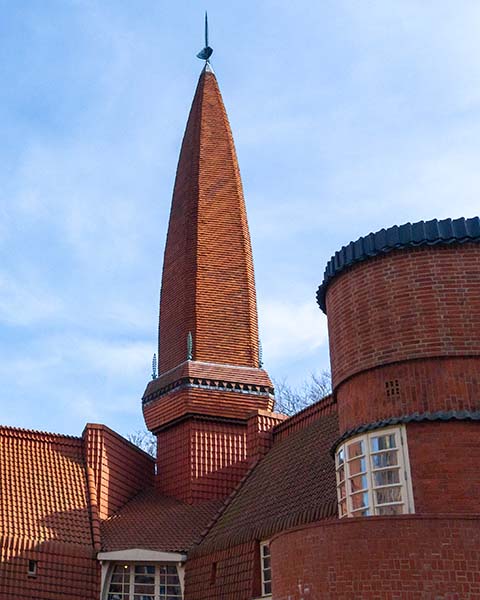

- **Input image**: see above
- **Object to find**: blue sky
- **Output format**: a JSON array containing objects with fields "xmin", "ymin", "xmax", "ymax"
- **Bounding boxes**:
[{"xmin": 1, "ymin": 1, "xmax": 480, "ymax": 437}]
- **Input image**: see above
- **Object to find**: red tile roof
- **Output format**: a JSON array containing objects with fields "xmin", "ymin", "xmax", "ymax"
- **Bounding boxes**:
[
  {"xmin": 101, "ymin": 489, "xmax": 223, "ymax": 553},
  {"xmin": 0, "ymin": 425, "xmax": 93, "ymax": 547},
  {"xmin": 190, "ymin": 401, "xmax": 339, "ymax": 556}
]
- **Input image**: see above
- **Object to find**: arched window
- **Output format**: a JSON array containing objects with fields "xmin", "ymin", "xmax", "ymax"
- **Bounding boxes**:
[{"xmin": 106, "ymin": 563, "xmax": 182, "ymax": 600}]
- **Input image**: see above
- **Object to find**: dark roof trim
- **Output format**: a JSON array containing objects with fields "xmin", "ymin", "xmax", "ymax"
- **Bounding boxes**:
[
  {"xmin": 317, "ymin": 217, "xmax": 480, "ymax": 313},
  {"xmin": 330, "ymin": 410, "xmax": 480, "ymax": 456}
]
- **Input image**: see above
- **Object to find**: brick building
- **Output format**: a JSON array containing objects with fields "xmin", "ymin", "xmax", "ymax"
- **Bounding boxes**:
[{"xmin": 1, "ymin": 61, "xmax": 480, "ymax": 600}]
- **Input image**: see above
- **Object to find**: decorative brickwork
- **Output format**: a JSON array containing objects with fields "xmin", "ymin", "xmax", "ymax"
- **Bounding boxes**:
[
  {"xmin": 271, "ymin": 516, "xmax": 480, "ymax": 599},
  {"xmin": 155, "ymin": 418, "xmax": 250, "ymax": 503},
  {"xmin": 158, "ymin": 68, "xmax": 259, "ymax": 374},
  {"xmin": 144, "ymin": 67, "xmax": 275, "ymax": 504}
]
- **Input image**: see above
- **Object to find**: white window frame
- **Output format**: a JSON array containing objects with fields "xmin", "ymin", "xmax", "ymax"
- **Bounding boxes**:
[
  {"xmin": 102, "ymin": 561, "xmax": 183, "ymax": 600},
  {"xmin": 260, "ymin": 540, "xmax": 272, "ymax": 598},
  {"xmin": 335, "ymin": 425, "xmax": 415, "ymax": 518}
]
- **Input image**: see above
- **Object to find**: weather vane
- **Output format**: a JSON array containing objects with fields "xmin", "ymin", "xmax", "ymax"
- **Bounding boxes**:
[{"xmin": 196, "ymin": 11, "xmax": 213, "ymax": 62}]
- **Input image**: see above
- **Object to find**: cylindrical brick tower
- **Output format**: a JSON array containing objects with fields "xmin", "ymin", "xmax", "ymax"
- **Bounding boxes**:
[
  {"xmin": 317, "ymin": 216, "xmax": 480, "ymax": 515},
  {"xmin": 270, "ymin": 217, "xmax": 480, "ymax": 600}
]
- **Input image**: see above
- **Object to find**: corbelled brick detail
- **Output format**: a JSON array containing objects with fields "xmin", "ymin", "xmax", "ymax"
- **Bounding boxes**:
[{"xmin": 158, "ymin": 68, "xmax": 259, "ymax": 373}]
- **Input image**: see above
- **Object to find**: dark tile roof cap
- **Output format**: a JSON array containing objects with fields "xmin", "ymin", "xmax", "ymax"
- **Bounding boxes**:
[{"xmin": 317, "ymin": 216, "xmax": 480, "ymax": 313}]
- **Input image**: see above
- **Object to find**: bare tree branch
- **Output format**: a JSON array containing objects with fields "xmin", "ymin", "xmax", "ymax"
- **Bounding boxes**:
[
  {"xmin": 126, "ymin": 429, "xmax": 156, "ymax": 458},
  {"xmin": 273, "ymin": 371, "xmax": 332, "ymax": 416}
]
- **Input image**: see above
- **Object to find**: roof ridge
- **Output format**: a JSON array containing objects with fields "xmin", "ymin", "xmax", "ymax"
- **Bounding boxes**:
[{"xmin": 0, "ymin": 424, "xmax": 81, "ymax": 441}]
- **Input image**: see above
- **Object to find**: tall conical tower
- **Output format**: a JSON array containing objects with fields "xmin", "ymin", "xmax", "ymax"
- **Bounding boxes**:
[{"xmin": 142, "ymin": 63, "xmax": 275, "ymax": 503}]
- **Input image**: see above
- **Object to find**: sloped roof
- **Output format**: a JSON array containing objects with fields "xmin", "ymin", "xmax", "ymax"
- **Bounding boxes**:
[
  {"xmin": 0, "ymin": 425, "xmax": 93, "ymax": 547},
  {"xmin": 317, "ymin": 216, "xmax": 480, "ymax": 312},
  {"xmin": 101, "ymin": 489, "xmax": 223, "ymax": 553},
  {"xmin": 191, "ymin": 404, "xmax": 339, "ymax": 556}
]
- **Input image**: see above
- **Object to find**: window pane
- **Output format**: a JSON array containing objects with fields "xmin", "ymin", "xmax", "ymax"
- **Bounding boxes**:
[
  {"xmin": 370, "ymin": 433, "xmax": 397, "ymax": 452},
  {"xmin": 351, "ymin": 508, "xmax": 371, "ymax": 516},
  {"xmin": 135, "ymin": 565, "xmax": 155, "ymax": 575},
  {"xmin": 371, "ymin": 450, "xmax": 398, "ymax": 468},
  {"xmin": 159, "ymin": 565, "xmax": 182, "ymax": 600},
  {"xmin": 373, "ymin": 469, "xmax": 400, "ymax": 486},
  {"xmin": 264, "ymin": 581, "xmax": 272, "ymax": 594},
  {"xmin": 337, "ymin": 465, "xmax": 345, "ymax": 482},
  {"xmin": 375, "ymin": 486, "xmax": 402, "ymax": 504},
  {"xmin": 337, "ymin": 447, "xmax": 345, "ymax": 466},
  {"xmin": 348, "ymin": 456, "xmax": 366, "ymax": 475},
  {"xmin": 349, "ymin": 474, "xmax": 368, "ymax": 493},
  {"xmin": 350, "ymin": 491, "xmax": 369, "ymax": 510},
  {"xmin": 376, "ymin": 504, "xmax": 404, "ymax": 516},
  {"xmin": 347, "ymin": 439, "xmax": 364, "ymax": 459}
]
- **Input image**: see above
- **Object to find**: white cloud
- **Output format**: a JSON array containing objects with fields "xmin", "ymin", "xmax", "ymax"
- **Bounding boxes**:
[
  {"xmin": 0, "ymin": 273, "xmax": 63, "ymax": 326},
  {"xmin": 259, "ymin": 299, "xmax": 328, "ymax": 366}
]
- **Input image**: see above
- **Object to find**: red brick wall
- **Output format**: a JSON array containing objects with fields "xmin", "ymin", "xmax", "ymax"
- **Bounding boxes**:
[
  {"xmin": 185, "ymin": 541, "xmax": 259, "ymax": 600},
  {"xmin": 326, "ymin": 244, "xmax": 480, "ymax": 388},
  {"xmin": 337, "ymin": 357, "xmax": 480, "ymax": 432},
  {"xmin": 407, "ymin": 421, "xmax": 480, "ymax": 514},
  {"xmin": 271, "ymin": 515, "xmax": 480, "ymax": 599},
  {"xmin": 325, "ymin": 244, "xmax": 480, "ymax": 433},
  {"xmin": 83, "ymin": 424, "xmax": 155, "ymax": 520},
  {"xmin": 156, "ymin": 418, "xmax": 248, "ymax": 503}
]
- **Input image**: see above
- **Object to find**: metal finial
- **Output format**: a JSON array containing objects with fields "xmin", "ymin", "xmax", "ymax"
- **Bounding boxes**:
[
  {"xmin": 187, "ymin": 332, "xmax": 193, "ymax": 361},
  {"xmin": 258, "ymin": 339, "xmax": 263, "ymax": 368},
  {"xmin": 151, "ymin": 353, "xmax": 158, "ymax": 380},
  {"xmin": 196, "ymin": 11, "xmax": 213, "ymax": 62}
]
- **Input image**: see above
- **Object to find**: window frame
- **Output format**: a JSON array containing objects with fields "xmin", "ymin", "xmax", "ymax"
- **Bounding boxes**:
[
  {"xmin": 260, "ymin": 540, "xmax": 272, "ymax": 598},
  {"xmin": 104, "ymin": 562, "xmax": 183, "ymax": 600},
  {"xmin": 335, "ymin": 425, "xmax": 414, "ymax": 519}
]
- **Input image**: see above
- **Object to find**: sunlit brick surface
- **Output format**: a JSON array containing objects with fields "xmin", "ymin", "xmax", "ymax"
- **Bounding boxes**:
[
  {"xmin": 158, "ymin": 69, "xmax": 259, "ymax": 374},
  {"xmin": 271, "ymin": 516, "xmax": 480, "ymax": 599}
]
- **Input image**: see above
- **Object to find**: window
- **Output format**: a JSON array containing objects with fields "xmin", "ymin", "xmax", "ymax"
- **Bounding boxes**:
[
  {"xmin": 106, "ymin": 564, "xmax": 182, "ymax": 600},
  {"xmin": 335, "ymin": 426, "xmax": 414, "ymax": 518},
  {"xmin": 260, "ymin": 541, "xmax": 272, "ymax": 597},
  {"xmin": 27, "ymin": 560, "xmax": 37, "ymax": 576}
]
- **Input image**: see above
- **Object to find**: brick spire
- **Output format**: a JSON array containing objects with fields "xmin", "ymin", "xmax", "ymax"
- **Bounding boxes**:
[
  {"xmin": 143, "ymin": 66, "xmax": 276, "ymax": 503},
  {"xmin": 158, "ymin": 66, "xmax": 259, "ymax": 374}
]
